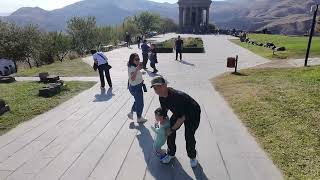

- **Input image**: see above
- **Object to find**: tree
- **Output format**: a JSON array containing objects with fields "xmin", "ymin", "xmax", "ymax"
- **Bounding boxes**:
[
  {"xmin": 123, "ymin": 17, "xmax": 139, "ymax": 38},
  {"xmin": 96, "ymin": 26, "xmax": 114, "ymax": 49},
  {"xmin": 159, "ymin": 18, "xmax": 178, "ymax": 34},
  {"xmin": 20, "ymin": 24, "xmax": 41, "ymax": 68},
  {"xmin": 135, "ymin": 12, "xmax": 161, "ymax": 36},
  {"xmin": 34, "ymin": 32, "xmax": 57, "ymax": 66},
  {"xmin": 0, "ymin": 21, "xmax": 41, "ymax": 69},
  {"xmin": 67, "ymin": 16, "xmax": 97, "ymax": 55},
  {"xmin": 52, "ymin": 32, "xmax": 71, "ymax": 62}
]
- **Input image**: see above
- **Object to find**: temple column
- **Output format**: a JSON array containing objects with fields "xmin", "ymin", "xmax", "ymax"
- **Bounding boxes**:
[
  {"xmin": 179, "ymin": 7, "xmax": 183, "ymax": 31},
  {"xmin": 196, "ymin": 7, "xmax": 201, "ymax": 32},
  {"xmin": 206, "ymin": 7, "xmax": 209, "ymax": 25}
]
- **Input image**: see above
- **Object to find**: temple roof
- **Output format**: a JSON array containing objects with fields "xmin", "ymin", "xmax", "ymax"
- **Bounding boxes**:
[{"xmin": 178, "ymin": 0, "xmax": 212, "ymax": 7}]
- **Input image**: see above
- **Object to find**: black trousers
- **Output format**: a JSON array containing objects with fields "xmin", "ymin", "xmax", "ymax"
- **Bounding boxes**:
[
  {"xmin": 167, "ymin": 107, "xmax": 201, "ymax": 159},
  {"xmin": 98, "ymin": 64, "xmax": 112, "ymax": 88},
  {"xmin": 142, "ymin": 53, "xmax": 148, "ymax": 69},
  {"xmin": 176, "ymin": 49, "xmax": 182, "ymax": 60},
  {"xmin": 150, "ymin": 62, "xmax": 157, "ymax": 71}
]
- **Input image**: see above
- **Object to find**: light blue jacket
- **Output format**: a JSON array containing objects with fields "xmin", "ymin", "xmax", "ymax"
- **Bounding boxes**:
[{"xmin": 151, "ymin": 118, "xmax": 170, "ymax": 150}]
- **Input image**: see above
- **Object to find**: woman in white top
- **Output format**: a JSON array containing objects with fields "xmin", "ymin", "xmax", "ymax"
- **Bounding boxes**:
[{"xmin": 127, "ymin": 53, "xmax": 147, "ymax": 123}]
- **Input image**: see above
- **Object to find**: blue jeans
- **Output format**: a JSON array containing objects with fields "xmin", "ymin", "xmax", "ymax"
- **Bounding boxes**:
[{"xmin": 129, "ymin": 83, "xmax": 144, "ymax": 118}]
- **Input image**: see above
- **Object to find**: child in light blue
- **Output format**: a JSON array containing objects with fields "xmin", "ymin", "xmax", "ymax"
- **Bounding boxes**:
[{"xmin": 151, "ymin": 107, "xmax": 170, "ymax": 159}]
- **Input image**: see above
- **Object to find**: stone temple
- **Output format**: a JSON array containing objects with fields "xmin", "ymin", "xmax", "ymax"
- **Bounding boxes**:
[{"xmin": 178, "ymin": 0, "xmax": 212, "ymax": 33}]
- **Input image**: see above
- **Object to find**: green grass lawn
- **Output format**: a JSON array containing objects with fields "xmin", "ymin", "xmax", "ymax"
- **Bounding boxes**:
[
  {"xmin": 213, "ymin": 66, "xmax": 320, "ymax": 180},
  {"xmin": 231, "ymin": 34, "xmax": 320, "ymax": 60},
  {"xmin": 16, "ymin": 59, "xmax": 98, "ymax": 77},
  {"xmin": 0, "ymin": 81, "xmax": 96, "ymax": 135}
]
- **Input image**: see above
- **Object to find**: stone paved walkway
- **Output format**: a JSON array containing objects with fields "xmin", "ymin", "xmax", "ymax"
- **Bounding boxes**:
[{"xmin": 0, "ymin": 33, "xmax": 283, "ymax": 180}]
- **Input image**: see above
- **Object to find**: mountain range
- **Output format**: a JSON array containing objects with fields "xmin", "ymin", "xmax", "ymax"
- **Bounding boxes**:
[{"xmin": 0, "ymin": 0, "xmax": 318, "ymax": 34}]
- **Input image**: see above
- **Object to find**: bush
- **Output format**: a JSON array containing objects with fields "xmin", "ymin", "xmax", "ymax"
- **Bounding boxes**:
[{"xmin": 67, "ymin": 51, "xmax": 80, "ymax": 60}]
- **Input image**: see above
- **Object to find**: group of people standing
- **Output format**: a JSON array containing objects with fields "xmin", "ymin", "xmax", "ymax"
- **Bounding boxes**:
[{"xmin": 92, "ymin": 35, "xmax": 199, "ymax": 168}]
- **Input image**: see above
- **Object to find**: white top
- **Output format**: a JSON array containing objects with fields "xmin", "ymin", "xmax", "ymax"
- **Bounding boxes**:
[
  {"xmin": 93, "ymin": 52, "xmax": 108, "ymax": 66},
  {"xmin": 128, "ymin": 66, "xmax": 143, "ymax": 86}
]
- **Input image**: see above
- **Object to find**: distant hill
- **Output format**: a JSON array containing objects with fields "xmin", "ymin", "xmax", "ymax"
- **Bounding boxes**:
[
  {"xmin": 214, "ymin": 0, "xmax": 316, "ymax": 35},
  {"xmin": 0, "ymin": 0, "xmax": 317, "ymax": 34}
]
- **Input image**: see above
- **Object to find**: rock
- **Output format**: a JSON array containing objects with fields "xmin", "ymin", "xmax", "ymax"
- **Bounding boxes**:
[
  {"xmin": 0, "ymin": 99, "xmax": 9, "ymax": 116},
  {"xmin": 266, "ymin": 42, "xmax": 275, "ymax": 48},
  {"xmin": 39, "ymin": 72, "xmax": 60, "ymax": 83},
  {"xmin": 39, "ymin": 81, "xmax": 64, "ymax": 97},
  {"xmin": 0, "ymin": 76, "xmax": 15, "ymax": 83},
  {"xmin": 0, "ymin": 105, "xmax": 10, "ymax": 116},
  {"xmin": 277, "ymin": 47, "xmax": 286, "ymax": 51},
  {"xmin": 39, "ymin": 72, "xmax": 49, "ymax": 82},
  {"xmin": 0, "ymin": 99, "xmax": 5, "ymax": 108},
  {"xmin": 46, "ymin": 76, "xmax": 60, "ymax": 83}
]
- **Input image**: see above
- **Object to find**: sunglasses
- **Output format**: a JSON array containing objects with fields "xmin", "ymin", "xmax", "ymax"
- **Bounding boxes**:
[{"xmin": 134, "ymin": 58, "xmax": 140, "ymax": 61}]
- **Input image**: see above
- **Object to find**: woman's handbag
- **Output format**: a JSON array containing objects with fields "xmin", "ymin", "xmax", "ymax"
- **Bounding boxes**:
[
  {"xmin": 142, "ymin": 83, "xmax": 147, "ymax": 92},
  {"xmin": 93, "ymin": 63, "xmax": 98, "ymax": 71}
]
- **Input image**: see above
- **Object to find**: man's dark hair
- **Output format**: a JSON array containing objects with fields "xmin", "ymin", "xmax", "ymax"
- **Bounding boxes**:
[
  {"xmin": 90, "ymin": 49, "xmax": 97, "ymax": 55},
  {"xmin": 143, "ymin": 40, "xmax": 147, "ymax": 43},
  {"xmin": 154, "ymin": 107, "xmax": 167, "ymax": 117}
]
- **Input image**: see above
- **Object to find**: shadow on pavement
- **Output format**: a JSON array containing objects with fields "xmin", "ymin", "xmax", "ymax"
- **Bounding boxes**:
[
  {"xmin": 93, "ymin": 88, "xmax": 114, "ymax": 102},
  {"xmin": 129, "ymin": 122, "xmax": 195, "ymax": 180}
]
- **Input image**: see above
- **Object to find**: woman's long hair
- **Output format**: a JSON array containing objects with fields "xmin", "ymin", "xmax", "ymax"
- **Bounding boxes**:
[{"xmin": 127, "ymin": 53, "xmax": 138, "ymax": 67}]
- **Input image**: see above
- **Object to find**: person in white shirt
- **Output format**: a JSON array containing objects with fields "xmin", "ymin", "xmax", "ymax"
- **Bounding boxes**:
[
  {"xmin": 127, "ymin": 53, "xmax": 147, "ymax": 123},
  {"xmin": 91, "ymin": 50, "xmax": 112, "ymax": 89}
]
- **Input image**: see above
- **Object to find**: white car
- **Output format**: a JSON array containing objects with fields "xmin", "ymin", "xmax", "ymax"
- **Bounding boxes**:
[{"xmin": 0, "ymin": 58, "xmax": 16, "ymax": 76}]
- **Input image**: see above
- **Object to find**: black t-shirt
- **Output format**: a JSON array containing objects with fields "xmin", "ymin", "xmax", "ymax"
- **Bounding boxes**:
[
  {"xmin": 175, "ymin": 39, "xmax": 183, "ymax": 50},
  {"xmin": 159, "ymin": 88, "xmax": 200, "ymax": 122}
]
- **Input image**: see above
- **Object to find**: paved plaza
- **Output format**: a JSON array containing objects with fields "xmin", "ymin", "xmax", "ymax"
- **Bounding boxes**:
[{"xmin": 0, "ymin": 33, "xmax": 283, "ymax": 180}]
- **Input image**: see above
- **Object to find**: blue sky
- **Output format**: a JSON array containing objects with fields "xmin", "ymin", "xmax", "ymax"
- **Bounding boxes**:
[{"xmin": 0, "ymin": 0, "xmax": 223, "ymax": 14}]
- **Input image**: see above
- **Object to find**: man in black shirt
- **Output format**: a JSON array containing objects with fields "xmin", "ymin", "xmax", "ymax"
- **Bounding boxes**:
[
  {"xmin": 151, "ymin": 76, "xmax": 201, "ymax": 168},
  {"xmin": 175, "ymin": 35, "xmax": 184, "ymax": 61}
]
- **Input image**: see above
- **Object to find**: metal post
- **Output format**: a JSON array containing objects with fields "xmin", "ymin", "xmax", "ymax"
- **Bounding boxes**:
[
  {"xmin": 305, "ymin": 4, "xmax": 318, "ymax": 67},
  {"xmin": 235, "ymin": 55, "xmax": 238, "ymax": 73}
]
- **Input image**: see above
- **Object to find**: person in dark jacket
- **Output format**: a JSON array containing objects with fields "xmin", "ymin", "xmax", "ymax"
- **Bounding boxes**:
[
  {"xmin": 150, "ymin": 76, "xmax": 201, "ymax": 168},
  {"xmin": 175, "ymin": 35, "xmax": 184, "ymax": 61},
  {"xmin": 141, "ymin": 40, "xmax": 150, "ymax": 69},
  {"xmin": 137, "ymin": 36, "xmax": 142, "ymax": 49},
  {"xmin": 149, "ymin": 44, "xmax": 158, "ymax": 73},
  {"xmin": 125, "ymin": 32, "xmax": 131, "ymax": 48}
]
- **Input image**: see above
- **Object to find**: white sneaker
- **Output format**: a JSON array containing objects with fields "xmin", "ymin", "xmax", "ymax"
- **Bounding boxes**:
[
  {"xmin": 190, "ymin": 158, "xmax": 198, "ymax": 168},
  {"xmin": 137, "ymin": 117, "xmax": 147, "ymax": 123},
  {"xmin": 161, "ymin": 154, "xmax": 175, "ymax": 164},
  {"xmin": 127, "ymin": 112, "xmax": 133, "ymax": 119}
]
